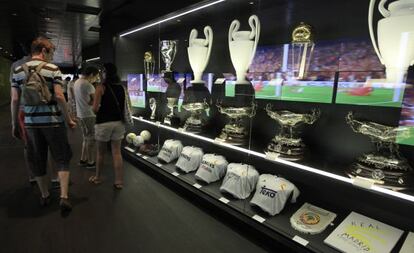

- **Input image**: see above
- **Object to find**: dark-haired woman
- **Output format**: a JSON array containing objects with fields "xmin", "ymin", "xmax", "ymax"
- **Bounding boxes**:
[
  {"xmin": 74, "ymin": 66, "xmax": 100, "ymax": 169},
  {"xmin": 91, "ymin": 63, "xmax": 126, "ymax": 189}
]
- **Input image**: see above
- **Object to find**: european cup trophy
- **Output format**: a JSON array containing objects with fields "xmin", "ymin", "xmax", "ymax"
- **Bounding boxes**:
[
  {"xmin": 216, "ymin": 101, "xmax": 257, "ymax": 146},
  {"xmin": 160, "ymin": 40, "xmax": 178, "ymax": 73},
  {"xmin": 265, "ymin": 105, "xmax": 320, "ymax": 161},
  {"xmin": 346, "ymin": 112, "xmax": 414, "ymax": 190},
  {"xmin": 188, "ymin": 26, "xmax": 213, "ymax": 83},
  {"xmin": 149, "ymin": 97, "xmax": 157, "ymax": 120},
  {"xmin": 369, "ymin": 0, "xmax": 414, "ymax": 83},
  {"xmin": 164, "ymin": 97, "xmax": 178, "ymax": 125},
  {"xmin": 182, "ymin": 100, "xmax": 210, "ymax": 133},
  {"xmin": 228, "ymin": 15, "xmax": 260, "ymax": 85},
  {"xmin": 144, "ymin": 51, "xmax": 155, "ymax": 78}
]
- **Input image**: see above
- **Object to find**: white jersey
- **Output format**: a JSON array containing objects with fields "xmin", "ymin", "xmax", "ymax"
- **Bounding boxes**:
[
  {"xmin": 220, "ymin": 163, "xmax": 259, "ymax": 199},
  {"xmin": 195, "ymin": 154, "xmax": 228, "ymax": 184},
  {"xmin": 175, "ymin": 146, "xmax": 204, "ymax": 173},
  {"xmin": 250, "ymin": 174, "xmax": 300, "ymax": 216},
  {"xmin": 157, "ymin": 139, "xmax": 183, "ymax": 163}
]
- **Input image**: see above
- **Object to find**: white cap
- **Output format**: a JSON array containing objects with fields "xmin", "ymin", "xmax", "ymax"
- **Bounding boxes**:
[
  {"xmin": 219, "ymin": 163, "xmax": 259, "ymax": 199},
  {"xmin": 157, "ymin": 139, "xmax": 183, "ymax": 163},
  {"xmin": 176, "ymin": 146, "xmax": 204, "ymax": 173},
  {"xmin": 250, "ymin": 174, "xmax": 300, "ymax": 216},
  {"xmin": 195, "ymin": 154, "xmax": 228, "ymax": 184},
  {"xmin": 140, "ymin": 130, "xmax": 151, "ymax": 141}
]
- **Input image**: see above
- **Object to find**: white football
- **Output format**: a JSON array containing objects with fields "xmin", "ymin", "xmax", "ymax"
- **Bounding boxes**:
[
  {"xmin": 140, "ymin": 130, "xmax": 151, "ymax": 141},
  {"xmin": 133, "ymin": 135, "xmax": 144, "ymax": 147},
  {"xmin": 126, "ymin": 133, "xmax": 137, "ymax": 144}
]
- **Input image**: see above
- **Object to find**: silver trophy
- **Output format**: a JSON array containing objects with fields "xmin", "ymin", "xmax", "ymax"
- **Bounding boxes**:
[
  {"xmin": 182, "ymin": 100, "xmax": 210, "ymax": 133},
  {"xmin": 265, "ymin": 105, "xmax": 320, "ymax": 161},
  {"xmin": 144, "ymin": 51, "xmax": 155, "ymax": 78},
  {"xmin": 160, "ymin": 40, "xmax": 178, "ymax": 72},
  {"xmin": 216, "ymin": 101, "xmax": 257, "ymax": 146},
  {"xmin": 164, "ymin": 97, "xmax": 178, "ymax": 125},
  {"xmin": 149, "ymin": 98, "xmax": 157, "ymax": 120},
  {"xmin": 346, "ymin": 112, "xmax": 413, "ymax": 190}
]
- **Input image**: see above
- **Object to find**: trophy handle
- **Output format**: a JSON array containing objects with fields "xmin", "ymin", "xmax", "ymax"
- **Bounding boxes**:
[
  {"xmin": 203, "ymin": 26, "xmax": 213, "ymax": 71},
  {"xmin": 265, "ymin": 103, "xmax": 272, "ymax": 114},
  {"xmin": 368, "ymin": 0, "xmax": 384, "ymax": 64},
  {"xmin": 378, "ymin": 0, "xmax": 390, "ymax": 17},
  {"xmin": 228, "ymin": 20, "xmax": 240, "ymax": 43},
  {"xmin": 248, "ymin": 15, "xmax": 261, "ymax": 67},
  {"xmin": 250, "ymin": 101, "xmax": 257, "ymax": 117},
  {"xmin": 189, "ymin": 29, "xmax": 198, "ymax": 47},
  {"xmin": 305, "ymin": 109, "xmax": 321, "ymax": 124}
]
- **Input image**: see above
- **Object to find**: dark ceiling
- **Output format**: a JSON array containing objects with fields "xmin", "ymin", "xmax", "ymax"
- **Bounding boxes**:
[{"xmin": 0, "ymin": 0, "xmax": 203, "ymax": 67}]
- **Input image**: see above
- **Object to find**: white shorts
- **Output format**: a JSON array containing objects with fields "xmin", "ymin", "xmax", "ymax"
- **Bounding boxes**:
[{"xmin": 95, "ymin": 121, "xmax": 125, "ymax": 142}]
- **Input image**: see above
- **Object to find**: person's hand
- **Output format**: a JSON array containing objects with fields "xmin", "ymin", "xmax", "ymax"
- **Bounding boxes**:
[
  {"xmin": 68, "ymin": 119, "xmax": 77, "ymax": 129},
  {"xmin": 12, "ymin": 126, "xmax": 21, "ymax": 140}
]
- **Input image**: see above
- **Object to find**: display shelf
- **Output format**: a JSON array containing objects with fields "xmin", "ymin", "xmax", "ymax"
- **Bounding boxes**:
[
  {"xmin": 132, "ymin": 116, "xmax": 414, "ymax": 204},
  {"xmin": 122, "ymin": 147, "xmax": 348, "ymax": 253}
]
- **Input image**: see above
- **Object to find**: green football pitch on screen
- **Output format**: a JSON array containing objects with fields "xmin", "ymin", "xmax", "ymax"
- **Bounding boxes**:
[{"xmin": 335, "ymin": 87, "xmax": 404, "ymax": 107}]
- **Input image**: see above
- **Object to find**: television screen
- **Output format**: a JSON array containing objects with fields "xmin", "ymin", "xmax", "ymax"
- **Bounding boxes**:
[
  {"xmin": 280, "ymin": 72, "xmax": 335, "ymax": 103},
  {"xmin": 397, "ymin": 83, "xmax": 414, "ymax": 146},
  {"xmin": 127, "ymin": 74, "xmax": 146, "ymax": 108},
  {"xmin": 223, "ymin": 73, "xmax": 236, "ymax": 97},
  {"xmin": 147, "ymin": 74, "xmax": 168, "ymax": 93},
  {"xmin": 335, "ymin": 71, "xmax": 406, "ymax": 107}
]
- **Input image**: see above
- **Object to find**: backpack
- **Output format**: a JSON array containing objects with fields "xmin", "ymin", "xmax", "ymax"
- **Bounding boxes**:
[{"xmin": 21, "ymin": 62, "xmax": 52, "ymax": 106}]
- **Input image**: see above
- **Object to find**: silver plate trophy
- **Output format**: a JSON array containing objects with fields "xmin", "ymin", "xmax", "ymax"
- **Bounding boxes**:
[
  {"xmin": 346, "ymin": 112, "xmax": 413, "ymax": 190},
  {"xmin": 160, "ymin": 40, "xmax": 178, "ymax": 72},
  {"xmin": 216, "ymin": 101, "xmax": 257, "ymax": 146},
  {"xmin": 182, "ymin": 100, "xmax": 210, "ymax": 133},
  {"xmin": 163, "ymin": 97, "xmax": 178, "ymax": 125},
  {"xmin": 265, "ymin": 104, "xmax": 320, "ymax": 161},
  {"xmin": 149, "ymin": 97, "xmax": 157, "ymax": 120}
]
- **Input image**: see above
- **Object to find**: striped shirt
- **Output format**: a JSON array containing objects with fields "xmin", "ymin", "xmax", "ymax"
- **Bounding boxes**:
[{"xmin": 12, "ymin": 59, "xmax": 64, "ymax": 128}]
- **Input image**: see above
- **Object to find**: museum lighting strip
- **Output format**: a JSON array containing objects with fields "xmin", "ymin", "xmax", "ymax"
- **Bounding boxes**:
[
  {"xmin": 132, "ymin": 116, "xmax": 414, "ymax": 203},
  {"xmin": 119, "ymin": 0, "xmax": 226, "ymax": 37}
]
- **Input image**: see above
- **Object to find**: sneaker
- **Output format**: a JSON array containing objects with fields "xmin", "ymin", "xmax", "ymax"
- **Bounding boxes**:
[
  {"xmin": 78, "ymin": 160, "xmax": 87, "ymax": 166},
  {"xmin": 86, "ymin": 162, "xmax": 96, "ymax": 169},
  {"xmin": 40, "ymin": 195, "xmax": 51, "ymax": 207},
  {"xmin": 59, "ymin": 198, "xmax": 72, "ymax": 212}
]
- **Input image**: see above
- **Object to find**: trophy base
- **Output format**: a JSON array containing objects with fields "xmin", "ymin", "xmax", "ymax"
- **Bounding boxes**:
[
  {"xmin": 266, "ymin": 141, "xmax": 305, "ymax": 161},
  {"xmin": 216, "ymin": 130, "xmax": 247, "ymax": 146},
  {"xmin": 183, "ymin": 123, "xmax": 203, "ymax": 133},
  {"xmin": 346, "ymin": 160, "xmax": 414, "ymax": 191}
]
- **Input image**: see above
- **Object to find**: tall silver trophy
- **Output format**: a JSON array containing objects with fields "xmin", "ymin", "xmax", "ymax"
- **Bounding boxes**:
[
  {"xmin": 160, "ymin": 40, "xmax": 178, "ymax": 72},
  {"xmin": 346, "ymin": 112, "xmax": 413, "ymax": 190},
  {"xmin": 149, "ymin": 97, "xmax": 157, "ymax": 120},
  {"xmin": 144, "ymin": 51, "xmax": 155, "ymax": 78},
  {"xmin": 164, "ymin": 97, "xmax": 178, "ymax": 125},
  {"xmin": 182, "ymin": 100, "xmax": 210, "ymax": 133},
  {"xmin": 265, "ymin": 105, "xmax": 320, "ymax": 161},
  {"xmin": 216, "ymin": 101, "xmax": 257, "ymax": 146}
]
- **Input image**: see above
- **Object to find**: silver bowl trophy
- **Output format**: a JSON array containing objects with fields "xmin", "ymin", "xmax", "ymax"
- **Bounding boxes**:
[
  {"xmin": 164, "ymin": 97, "xmax": 178, "ymax": 125},
  {"xmin": 215, "ymin": 101, "xmax": 257, "ymax": 146},
  {"xmin": 182, "ymin": 100, "xmax": 210, "ymax": 133},
  {"xmin": 160, "ymin": 40, "xmax": 178, "ymax": 73},
  {"xmin": 228, "ymin": 15, "xmax": 260, "ymax": 85},
  {"xmin": 149, "ymin": 97, "xmax": 157, "ymax": 120},
  {"xmin": 144, "ymin": 51, "xmax": 155, "ymax": 78},
  {"xmin": 346, "ymin": 112, "xmax": 413, "ymax": 190},
  {"xmin": 265, "ymin": 104, "xmax": 320, "ymax": 161}
]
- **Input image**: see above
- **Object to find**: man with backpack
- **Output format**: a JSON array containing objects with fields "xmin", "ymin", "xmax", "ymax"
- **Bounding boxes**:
[{"xmin": 10, "ymin": 36, "xmax": 76, "ymax": 212}]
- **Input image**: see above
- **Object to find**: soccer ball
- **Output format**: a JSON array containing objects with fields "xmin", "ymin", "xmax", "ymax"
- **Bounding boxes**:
[
  {"xmin": 140, "ymin": 130, "xmax": 151, "ymax": 141},
  {"xmin": 126, "ymin": 133, "xmax": 137, "ymax": 144},
  {"xmin": 133, "ymin": 135, "xmax": 144, "ymax": 147}
]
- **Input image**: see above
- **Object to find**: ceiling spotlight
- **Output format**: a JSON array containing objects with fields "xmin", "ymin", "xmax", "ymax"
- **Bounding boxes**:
[
  {"xmin": 12, "ymin": 13, "xmax": 18, "ymax": 16},
  {"xmin": 177, "ymin": 19, "xmax": 181, "ymax": 22},
  {"xmin": 249, "ymin": 1, "xmax": 254, "ymax": 4},
  {"xmin": 44, "ymin": 17, "xmax": 52, "ymax": 21}
]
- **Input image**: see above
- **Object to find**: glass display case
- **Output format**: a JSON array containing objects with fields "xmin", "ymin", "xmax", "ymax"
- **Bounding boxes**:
[{"xmin": 117, "ymin": 0, "xmax": 414, "ymax": 252}]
